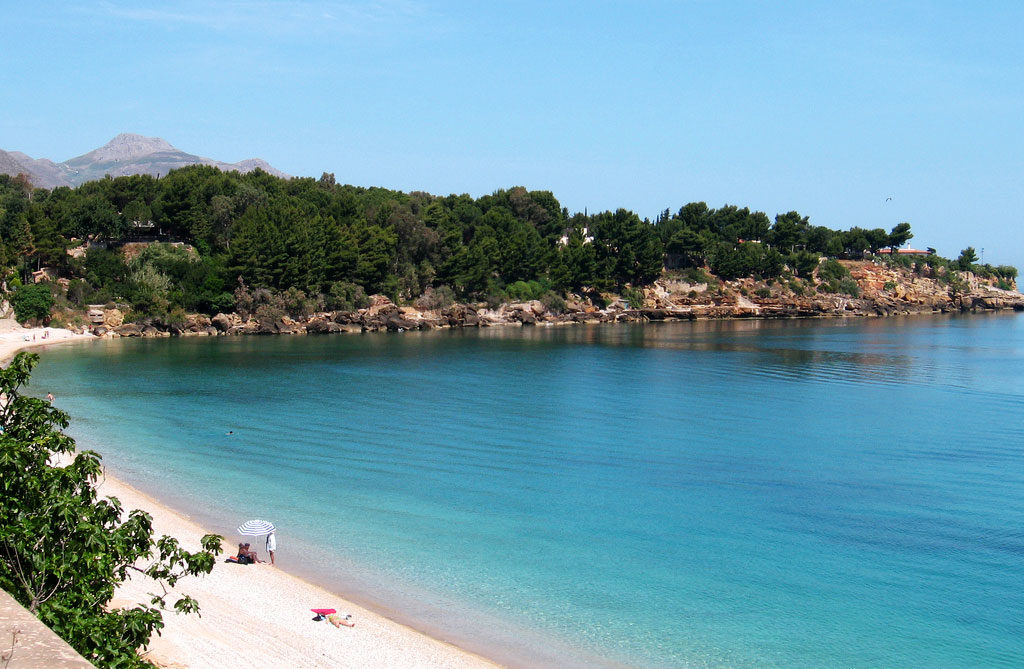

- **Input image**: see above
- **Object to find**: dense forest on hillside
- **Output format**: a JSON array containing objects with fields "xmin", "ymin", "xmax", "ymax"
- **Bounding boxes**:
[{"xmin": 0, "ymin": 168, "xmax": 1017, "ymax": 325}]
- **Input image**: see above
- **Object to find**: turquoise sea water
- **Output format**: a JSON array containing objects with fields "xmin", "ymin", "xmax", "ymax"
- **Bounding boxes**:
[{"xmin": 29, "ymin": 314, "xmax": 1024, "ymax": 668}]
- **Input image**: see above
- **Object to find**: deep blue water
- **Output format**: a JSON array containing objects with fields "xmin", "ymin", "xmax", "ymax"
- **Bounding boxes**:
[{"xmin": 29, "ymin": 314, "xmax": 1024, "ymax": 668}]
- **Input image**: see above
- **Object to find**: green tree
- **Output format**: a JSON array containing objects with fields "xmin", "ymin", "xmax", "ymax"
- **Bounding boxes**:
[
  {"xmin": 10, "ymin": 283, "xmax": 54, "ymax": 323},
  {"xmin": 591, "ymin": 209, "xmax": 664, "ymax": 288},
  {"xmin": 769, "ymin": 211, "xmax": 809, "ymax": 252},
  {"xmin": 551, "ymin": 227, "xmax": 597, "ymax": 292},
  {"xmin": 841, "ymin": 228, "xmax": 870, "ymax": 259},
  {"xmin": 787, "ymin": 250, "xmax": 821, "ymax": 278},
  {"xmin": 865, "ymin": 227, "xmax": 891, "ymax": 254},
  {"xmin": 956, "ymin": 247, "xmax": 978, "ymax": 271},
  {"xmin": 68, "ymin": 197, "xmax": 124, "ymax": 241},
  {"xmin": 0, "ymin": 353, "xmax": 223, "ymax": 666},
  {"xmin": 888, "ymin": 222, "xmax": 913, "ymax": 249}
]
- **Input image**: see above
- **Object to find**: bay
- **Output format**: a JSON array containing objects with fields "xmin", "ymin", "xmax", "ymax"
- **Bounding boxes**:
[{"xmin": 30, "ymin": 313, "xmax": 1024, "ymax": 667}]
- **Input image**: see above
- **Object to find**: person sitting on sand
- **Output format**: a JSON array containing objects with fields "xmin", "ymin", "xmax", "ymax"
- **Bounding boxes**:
[
  {"xmin": 237, "ymin": 542, "xmax": 261, "ymax": 563},
  {"xmin": 328, "ymin": 613, "xmax": 354, "ymax": 628}
]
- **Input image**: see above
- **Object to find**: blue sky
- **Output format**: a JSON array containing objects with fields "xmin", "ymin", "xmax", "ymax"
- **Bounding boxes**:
[{"xmin": 3, "ymin": 1, "xmax": 1022, "ymax": 267}]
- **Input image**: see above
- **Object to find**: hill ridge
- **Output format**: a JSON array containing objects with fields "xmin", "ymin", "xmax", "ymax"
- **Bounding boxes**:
[{"xmin": 0, "ymin": 133, "xmax": 289, "ymax": 188}]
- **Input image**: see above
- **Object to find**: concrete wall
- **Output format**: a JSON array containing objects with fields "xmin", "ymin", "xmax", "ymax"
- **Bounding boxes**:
[{"xmin": 0, "ymin": 589, "xmax": 94, "ymax": 668}]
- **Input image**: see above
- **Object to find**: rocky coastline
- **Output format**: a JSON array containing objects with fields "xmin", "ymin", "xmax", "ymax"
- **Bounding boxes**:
[{"xmin": 83, "ymin": 261, "xmax": 1024, "ymax": 339}]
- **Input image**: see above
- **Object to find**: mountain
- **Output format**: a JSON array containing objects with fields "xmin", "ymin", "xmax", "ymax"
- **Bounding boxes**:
[
  {"xmin": 0, "ymin": 149, "xmax": 27, "ymax": 179},
  {"xmin": 6, "ymin": 151, "xmax": 72, "ymax": 187},
  {"xmin": 0, "ymin": 133, "xmax": 289, "ymax": 188}
]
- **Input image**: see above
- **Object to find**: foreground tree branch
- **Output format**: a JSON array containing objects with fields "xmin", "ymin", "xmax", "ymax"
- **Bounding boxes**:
[{"xmin": 0, "ymin": 353, "xmax": 223, "ymax": 667}]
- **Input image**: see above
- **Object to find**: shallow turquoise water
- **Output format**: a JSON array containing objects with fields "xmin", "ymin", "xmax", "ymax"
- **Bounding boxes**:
[{"xmin": 29, "ymin": 314, "xmax": 1024, "ymax": 667}]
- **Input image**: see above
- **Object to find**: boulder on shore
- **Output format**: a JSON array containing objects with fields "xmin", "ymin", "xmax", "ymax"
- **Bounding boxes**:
[{"xmin": 211, "ymin": 313, "xmax": 233, "ymax": 332}]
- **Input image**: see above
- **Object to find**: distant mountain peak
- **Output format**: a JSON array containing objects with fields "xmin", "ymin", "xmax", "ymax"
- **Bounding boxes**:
[
  {"xmin": 0, "ymin": 134, "xmax": 289, "ymax": 187},
  {"xmin": 68, "ymin": 133, "xmax": 180, "ymax": 165}
]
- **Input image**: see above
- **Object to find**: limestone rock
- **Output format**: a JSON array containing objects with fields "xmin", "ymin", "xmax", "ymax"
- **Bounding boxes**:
[
  {"xmin": 114, "ymin": 323, "xmax": 141, "ymax": 337},
  {"xmin": 104, "ymin": 308, "xmax": 124, "ymax": 328},
  {"xmin": 306, "ymin": 319, "xmax": 345, "ymax": 335},
  {"xmin": 211, "ymin": 313, "xmax": 233, "ymax": 332}
]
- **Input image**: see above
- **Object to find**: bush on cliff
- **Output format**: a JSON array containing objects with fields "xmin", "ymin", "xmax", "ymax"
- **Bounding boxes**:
[
  {"xmin": 817, "ymin": 258, "xmax": 850, "ymax": 283},
  {"xmin": 0, "ymin": 353, "xmax": 223, "ymax": 667}
]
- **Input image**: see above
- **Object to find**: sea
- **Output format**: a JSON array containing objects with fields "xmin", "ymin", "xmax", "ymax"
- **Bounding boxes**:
[{"xmin": 28, "ymin": 313, "xmax": 1024, "ymax": 668}]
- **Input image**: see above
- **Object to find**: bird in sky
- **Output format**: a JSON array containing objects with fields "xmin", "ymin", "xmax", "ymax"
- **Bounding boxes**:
[{"xmin": 885, "ymin": 197, "xmax": 893, "ymax": 202}]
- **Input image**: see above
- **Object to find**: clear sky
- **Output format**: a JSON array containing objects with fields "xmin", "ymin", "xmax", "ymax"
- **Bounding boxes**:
[{"xmin": 3, "ymin": 1, "xmax": 1022, "ymax": 267}]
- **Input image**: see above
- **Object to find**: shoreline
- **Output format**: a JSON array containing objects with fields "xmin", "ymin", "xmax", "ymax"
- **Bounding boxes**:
[
  {"xmin": 95, "ymin": 470, "xmax": 501, "ymax": 669},
  {"xmin": 0, "ymin": 322, "xmax": 96, "ymax": 365},
  {"xmin": 0, "ymin": 327, "xmax": 501, "ymax": 669}
]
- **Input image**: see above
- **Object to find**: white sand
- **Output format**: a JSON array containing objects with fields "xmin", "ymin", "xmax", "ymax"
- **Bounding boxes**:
[
  {"xmin": 0, "ymin": 323, "xmax": 499, "ymax": 669},
  {"xmin": 0, "ymin": 319, "xmax": 94, "ymax": 364},
  {"xmin": 99, "ymin": 477, "xmax": 498, "ymax": 669}
]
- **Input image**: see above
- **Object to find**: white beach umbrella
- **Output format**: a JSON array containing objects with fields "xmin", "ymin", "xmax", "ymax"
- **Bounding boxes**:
[{"xmin": 237, "ymin": 519, "xmax": 275, "ymax": 536}]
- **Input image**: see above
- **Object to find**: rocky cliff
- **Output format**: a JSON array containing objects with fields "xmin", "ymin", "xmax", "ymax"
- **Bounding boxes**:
[{"xmin": 88, "ymin": 260, "xmax": 1023, "ymax": 339}]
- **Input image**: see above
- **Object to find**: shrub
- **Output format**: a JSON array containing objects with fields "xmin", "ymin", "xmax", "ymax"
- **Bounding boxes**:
[
  {"xmin": 282, "ymin": 287, "xmax": 321, "ymax": 319},
  {"xmin": 505, "ymin": 279, "xmax": 550, "ymax": 301},
  {"xmin": 205, "ymin": 291, "xmax": 235, "ymax": 315},
  {"xmin": 129, "ymin": 265, "xmax": 172, "ymax": 298},
  {"xmin": 995, "ymin": 265, "xmax": 1018, "ymax": 280},
  {"xmin": 880, "ymin": 253, "xmax": 913, "ymax": 269},
  {"xmin": 414, "ymin": 285, "xmax": 456, "ymax": 310},
  {"xmin": 540, "ymin": 291, "xmax": 566, "ymax": 314},
  {"xmin": 165, "ymin": 307, "xmax": 189, "ymax": 327},
  {"xmin": 883, "ymin": 281, "xmax": 897, "ymax": 292},
  {"xmin": 997, "ymin": 279, "xmax": 1014, "ymax": 291},
  {"xmin": 838, "ymin": 277, "xmax": 861, "ymax": 297},
  {"xmin": 255, "ymin": 304, "xmax": 285, "ymax": 327},
  {"xmin": 325, "ymin": 282, "xmax": 370, "ymax": 312},
  {"xmin": 755, "ymin": 287, "xmax": 772, "ymax": 298},
  {"xmin": 485, "ymin": 291, "xmax": 505, "ymax": 310},
  {"xmin": 66, "ymin": 279, "xmax": 89, "ymax": 308},
  {"xmin": 788, "ymin": 279, "xmax": 805, "ymax": 296},
  {"xmin": 684, "ymin": 267, "xmax": 712, "ymax": 285},
  {"xmin": 787, "ymin": 251, "xmax": 820, "ymax": 278},
  {"xmin": 818, "ymin": 258, "xmax": 849, "ymax": 283},
  {"xmin": 621, "ymin": 286, "xmax": 645, "ymax": 309},
  {"xmin": 11, "ymin": 283, "xmax": 54, "ymax": 324},
  {"xmin": 946, "ymin": 272, "xmax": 968, "ymax": 294}
]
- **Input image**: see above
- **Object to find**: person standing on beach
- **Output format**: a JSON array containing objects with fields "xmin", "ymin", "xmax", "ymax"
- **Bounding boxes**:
[
  {"xmin": 266, "ymin": 530, "xmax": 276, "ymax": 565},
  {"xmin": 46, "ymin": 392, "xmax": 54, "ymax": 403}
]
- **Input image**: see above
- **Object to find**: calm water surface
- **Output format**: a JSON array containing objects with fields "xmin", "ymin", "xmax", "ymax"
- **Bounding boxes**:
[{"xmin": 31, "ymin": 314, "xmax": 1024, "ymax": 668}]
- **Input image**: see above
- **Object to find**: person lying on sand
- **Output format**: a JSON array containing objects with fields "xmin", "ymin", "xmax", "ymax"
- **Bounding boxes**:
[{"xmin": 328, "ymin": 613, "xmax": 354, "ymax": 628}]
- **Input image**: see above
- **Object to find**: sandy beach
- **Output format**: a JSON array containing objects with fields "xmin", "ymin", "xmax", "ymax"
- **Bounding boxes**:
[{"xmin": 0, "ymin": 322, "xmax": 499, "ymax": 669}]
